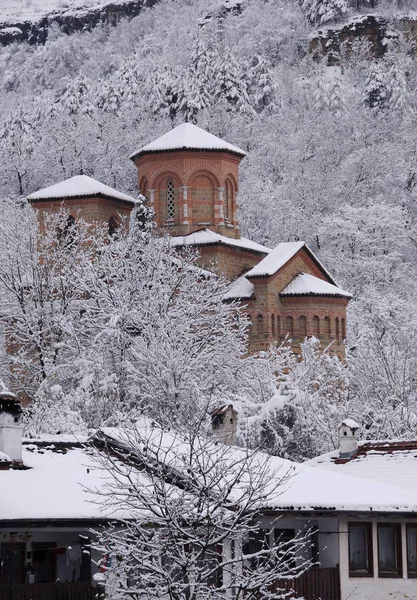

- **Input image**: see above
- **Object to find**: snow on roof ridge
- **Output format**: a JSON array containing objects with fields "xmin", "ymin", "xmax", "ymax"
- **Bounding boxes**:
[
  {"xmin": 246, "ymin": 242, "xmax": 337, "ymax": 285},
  {"xmin": 129, "ymin": 122, "xmax": 246, "ymax": 159},
  {"xmin": 170, "ymin": 228, "xmax": 271, "ymax": 255},
  {"xmin": 280, "ymin": 272, "xmax": 352, "ymax": 299},
  {"xmin": 27, "ymin": 174, "xmax": 138, "ymax": 204},
  {"xmin": 246, "ymin": 241, "xmax": 305, "ymax": 278},
  {"xmin": 224, "ymin": 275, "xmax": 254, "ymax": 300}
]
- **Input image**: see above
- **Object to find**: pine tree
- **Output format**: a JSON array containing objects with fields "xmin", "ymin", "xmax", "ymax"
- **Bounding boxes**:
[
  {"xmin": 248, "ymin": 54, "xmax": 278, "ymax": 114},
  {"xmin": 61, "ymin": 71, "xmax": 94, "ymax": 116},
  {"xmin": 364, "ymin": 61, "xmax": 391, "ymax": 113},
  {"xmin": 389, "ymin": 63, "xmax": 410, "ymax": 115},
  {"xmin": 212, "ymin": 48, "xmax": 252, "ymax": 114},
  {"xmin": 304, "ymin": 0, "xmax": 349, "ymax": 25}
]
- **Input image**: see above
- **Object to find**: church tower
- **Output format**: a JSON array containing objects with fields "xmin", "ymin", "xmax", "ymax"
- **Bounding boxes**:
[{"xmin": 129, "ymin": 123, "xmax": 245, "ymax": 239}]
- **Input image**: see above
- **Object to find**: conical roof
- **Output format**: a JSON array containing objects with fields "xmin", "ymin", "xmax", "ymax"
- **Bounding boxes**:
[
  {"xmin": 129, "ymin": 122, "xmax": 246, "ymax": 160},
  {"xmin": 27, "ymin": 175, "xmax": 137, "ymax": 204}
]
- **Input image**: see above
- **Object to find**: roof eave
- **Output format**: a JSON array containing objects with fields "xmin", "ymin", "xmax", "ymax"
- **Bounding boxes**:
[
  {"xmin": 27, "ymin": 192, "xmax": 137, "ymax": 206},
  {"xmin": 129, "ymin": 146, "xmax": 246, "ymax": 162}
]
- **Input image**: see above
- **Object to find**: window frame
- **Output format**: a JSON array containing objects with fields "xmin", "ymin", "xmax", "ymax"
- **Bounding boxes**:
[
  {"xmin": 348, "ymin": 522, "xmax": 374, "ymax": 578},
  {"xmin": 406, "ymin": 524, "xmax": 417, "ymax": 579},
  {"xmin": 377, "ymin": 523, "xmax": 402, "ymax": 578}
]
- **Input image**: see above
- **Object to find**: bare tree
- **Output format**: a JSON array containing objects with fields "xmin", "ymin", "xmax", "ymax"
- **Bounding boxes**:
[{"xmin": 93, "ymin": 417, "xmax": 313, "ymax": 600}]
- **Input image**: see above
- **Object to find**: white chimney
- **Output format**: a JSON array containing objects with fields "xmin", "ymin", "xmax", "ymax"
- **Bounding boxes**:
[
  {"xmin": 211, "ymin": 405, "xmax": 238, "ymax": 445},
  {"xmin": 339, "ymin": 419, "xmax": 360, "ymax": 459},
  {"xmin": 0, "ymin": 391, "xmax": 23, "ymax": 464}
]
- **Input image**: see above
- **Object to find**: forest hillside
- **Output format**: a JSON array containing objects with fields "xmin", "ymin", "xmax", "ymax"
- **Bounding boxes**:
[{"xmin": 1, "ymin": 0, "xmax": 417, "ymax": 455}]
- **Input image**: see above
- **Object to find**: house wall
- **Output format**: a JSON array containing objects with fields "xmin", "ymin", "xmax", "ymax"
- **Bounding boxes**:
[
  {"xmin": 339, "ymin": 516, "xmax": 417, "ymax": 600},
  {"xmin": 246, "ymin": 250, "xmax": 348, "ymax": 356},
  {"xmin": 133, "ymin": 150, "xmax": 242, "ymax": 239},
  {"xmin": 0, "ymin": 528, "xmax": 98, "ymax": 584}
]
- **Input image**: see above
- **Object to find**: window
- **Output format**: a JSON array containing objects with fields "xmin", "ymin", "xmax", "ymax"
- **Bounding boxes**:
[
  {"xmin": 108, "ymin": 215, "xmax": 119, "ymax": 237},
  {"xmin": 341, "ymin": 318, "xmax": 346, "ymax": 340},
  {"xmin": 378, "ymin": 524, "xmax": 402, "ymax": 577},
  {"xmin": 276, "ymin": 315, "xmax": 281, "ymax": 339},
  {"xmin": 224, "ymin": 181, "xmax": 231, "ymax": 221},
  {"xmin": 32, "ymin": 542, "xmax": 57, "ymax": 583},
  {"xmin": 335, "ymin": 317, "xmax": 340, "ymax": 342},
  {"xmin": 299, "ymin": 316, "xmax": 307, "ymax": 339},
  {"xmin": 0, "ymin": 543, "xmax": 25, "ymax": 584},
  {"xmin": 324, "ymin": 316, "xmax": 331, "ymax": 339},
  {"xmin": 286, "ymin": 316, "xmax": 293, "ymax": 339},
  {"xmin": 312, "ymin": 316, "xmax": 320, "ymax": 339},
  {"xmin": 407, "ymin": 525, "xmax": 417, "ymax": 577},
  {"xmin": 274, "ymin": 529, "xmax": 296, "ymax": 569},
  {"xmin": 257, "ymin": 314, "xmax": 264, "ymax": 336},
  {"xmin": 348, "ymin": 523, "xmax": 373, "ymax": 577},
  {"xmin": 244, "ymin": 529, "xmax": 269, "ymax": 569},
  {"xmin": 58, "ymin": 214, "xmax": 76, "ymax": 248},
  {"xmin": 167, "ymin": 179, "xmax": 175, "ymax": 220},
  {"xmin": 271, "ymin": 314, "xmax": 276, "ymax": 337}
]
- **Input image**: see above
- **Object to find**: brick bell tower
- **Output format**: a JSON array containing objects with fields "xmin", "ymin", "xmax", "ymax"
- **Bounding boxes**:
[{"xmin": 129, "ymin": 123, "xmax": 246, "ymax": 239}]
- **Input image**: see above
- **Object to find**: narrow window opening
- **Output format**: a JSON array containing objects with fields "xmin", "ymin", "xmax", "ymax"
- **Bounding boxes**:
[{"xmin": 167, "ymin": 179, "xmax": 175, "ymax": 221}]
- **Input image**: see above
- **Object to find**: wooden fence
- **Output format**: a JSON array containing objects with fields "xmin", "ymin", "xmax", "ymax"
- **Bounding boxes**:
[
  {"xmin": 277, "ymin": 567, "xmax": 341, "ymax": 600},
  {"xmin": 0, "ymin": 582, "xmax": 99, "ymax": 600}
]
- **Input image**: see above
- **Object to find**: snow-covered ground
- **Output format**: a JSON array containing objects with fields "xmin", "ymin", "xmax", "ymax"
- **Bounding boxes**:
[{"xmin": 1, "ymin": 0, "xmax": 134, "ymax": 24}]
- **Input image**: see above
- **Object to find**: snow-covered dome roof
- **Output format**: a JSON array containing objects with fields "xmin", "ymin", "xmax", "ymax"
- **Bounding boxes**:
[
  {"xmin": 27, "ymin": 175, "xmax": 137, "ymax": 204},
  {"xmin": 129, "ymin": 122, "xmax": 246, "ymax": 160}
]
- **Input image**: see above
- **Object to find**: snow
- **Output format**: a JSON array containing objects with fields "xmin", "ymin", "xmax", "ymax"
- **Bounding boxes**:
[
  {"xmin": 100, "ymin": 421, "xmax": 417, "ymax": 514},
  {"xmin": 129, "ymin": 122, "xmax": 246, "ymax": 159},
  {"xmin": 0, "ymin": 0, "xmax": 135, "ymax": 25},
  {"xmin": 246, "ymin": 241, "xmax": 305, "ymax": 278},
  {"xmin": 340, "ymin": 418, "xmax": 360, "ymax": 430},
  {"xmin": 170, "ymin": 228, "xmax": 271, "ymax": 255},
  {"xmin": 27, "ymin": 175, "xmax": 138, "ymax": 204},
  {"xmin": 0, "ymin": 451, "xmax": 11, "ymax": 463},
  {"xmin": 307, "ymin": 440, "xmax": 417, "ymax": 495},
  {"xmin": 224, "ymin": 275, "xmax": 254, "ymax": 300},
  {"xmin": 246, "ymin": 242, "xmax": 337, "ymax": 285},
  {"xmin": 280, "ymin": 272, "xmax": 352, "ymax": 298}
]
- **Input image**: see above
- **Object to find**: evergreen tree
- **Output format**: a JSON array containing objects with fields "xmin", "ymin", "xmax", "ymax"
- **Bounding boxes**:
[
  {"xmin": 248, "ymin": 54, "xmax": 278, "ymax": 113},
  {"xmin": 303, "ymin": 0, "xmax": 349, "ymax": 25},
  {"xmin": 364, "ymin": 61, "xmax": 391, "ymax": 113}
]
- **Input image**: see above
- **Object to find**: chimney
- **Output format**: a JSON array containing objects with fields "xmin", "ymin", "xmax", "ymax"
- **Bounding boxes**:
[
  {"xmin": 0, "ymin": 390, "xmax": 23, "ymax": 465},
  {"xmin": 211, "ymin": 405, "xmax": 238, "ymax": 445},
  {"xmin": 339, "ymin": 419, "xmax": 360, "ymax": 459}
]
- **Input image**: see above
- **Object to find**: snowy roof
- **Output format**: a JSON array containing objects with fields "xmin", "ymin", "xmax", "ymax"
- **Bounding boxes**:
[
  {"xmin": 129, "ymin": 123, "xmax": 246, "ymax": 160},
  {"xmin": 280, "ymin": 273, "xmax": 352, "ymax": 299},
  {"xmin": 307, "ymin": 440, "xmax": 417, "ymax": 495},
  {"xmin": 170, "ymin": 228, "xmax": 271, "ymax": 255},
  {"xmin": 246, "ymin": 242, "xmax": 336, "ymax": 285},
  {"xmin": 27, "ymin": 175, "xmax": 137, "ymax": 204},
  {"xmin": 224, "ymin": 275, "xmax": 254, "ymax": 300},
  {"xmin": 0, "ymin": 436, "xmax": 149, "ymax": 522},
  {"xmin": 100, "ymin": 421, "xmax": 417, "ymax": 515}
]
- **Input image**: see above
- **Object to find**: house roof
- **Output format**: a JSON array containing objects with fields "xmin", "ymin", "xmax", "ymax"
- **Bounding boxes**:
[
  {"xmin": 3, "ymin": 427, "xmax": 417, "ymax": 523},
  {"xmin": 307, "ymin": 440, "xmax": 417, "ymax": 494},
  {"xmin": 100, "ymin": 420, "xmax": 417, "ymax": 515},
  {"xmin": 27, "ymin": 175, "xmax": 138, "ymax": 205},
  {"xmin": 170, "ymin": 228, "xmax": 271, "ymax": 255},
  {"xmin": 224, "ymin": 275, "xmax": 254, "ymax": 300},
  {"xmin": 246, "ymin": 242, "xmax": 337, "ymax": 285},
  {"xmin": 280, "ymin": 272, "xmax": 352, "ymax": 299},
  {"xmin": 129, "ymin": 123, "xmax": 246, "ymax": 160}
]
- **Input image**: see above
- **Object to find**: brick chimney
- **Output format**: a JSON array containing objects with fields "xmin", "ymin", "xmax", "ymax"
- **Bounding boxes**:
[
  {"xmin": 0, "ymin": 389, "xmax": 23, "ymax": 465},
  {"xmin": 339, "ymin": 419, "xmax": 360, "ymax": 459},
  {"xmin": 211, "ymin": 405, "xmax": 238, "ymax": 445}
]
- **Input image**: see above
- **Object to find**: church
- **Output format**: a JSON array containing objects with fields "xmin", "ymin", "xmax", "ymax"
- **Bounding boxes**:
[{"xmin": 27, "ymin": 122, "xmax": 351, "ymax": 356}]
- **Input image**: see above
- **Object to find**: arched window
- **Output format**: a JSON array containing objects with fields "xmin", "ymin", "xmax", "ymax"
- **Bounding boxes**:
[
  {"xmin": 277, "ymin": 315, "xmax": 281, "ymax": 339},
  {"xmin": 342, "ymin": 318, "xmax": 346, "ymax": 340},
  {"xmin": 286, "ymin": 316, "xmax": 293, "ymax": 339},
  {"xmin": 108, "ymin": 216, "xmax": 119, "ymax": 237},
  {"xmin": 324, "ymin": 316, "xmax": 331, "ymax": 339},
  {"xmin": 58, "ymin": 215, "xmax": 76, "ymax": 247},
  {"xmin": 313, "ymin": 316, "xmax": 320, "ymax": 339},
  {"xmin": 335, "ymin": 318, "xmax": 340, "ymax": 342},
  {"xmin": 299, "ymin": 316, "xmax": 307, "ymax": 339},
  {"xmin": 271, "ymin": 314, "xmax": 276, "ymax": 337},
  {"xmin": 257, "ymin": 314, "xmax": 264, "ymax": 337},
  {"xmin": 167, "ymin": 179, "xmax": 175, "ymax": 220},
  {"xmin": 224, "ymin": 181, "xmax": 231, "ymax": 221}
]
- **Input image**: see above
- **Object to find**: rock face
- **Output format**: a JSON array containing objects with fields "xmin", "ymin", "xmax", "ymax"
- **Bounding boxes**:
[
  {"xmin": 310, "ymin": 14, "xmax": 417, "ymax": 63},
  {"xmin": 0, "ymin": 0, "xmax": 159, "ymax": 46}
]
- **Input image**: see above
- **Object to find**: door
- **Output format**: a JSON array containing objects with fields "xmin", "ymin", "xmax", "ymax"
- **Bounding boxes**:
[{"xmin": 0, "ymin": 543, "xmax": 25, "ymax": 584}]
